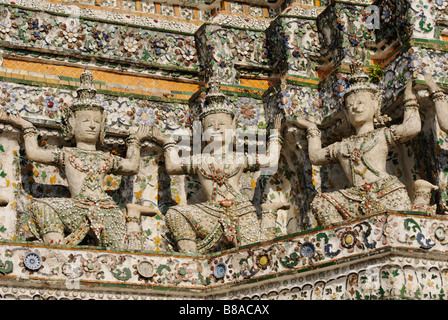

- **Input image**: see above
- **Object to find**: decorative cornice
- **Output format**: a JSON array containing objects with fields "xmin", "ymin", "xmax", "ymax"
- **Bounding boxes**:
[
  {"xmin": 0, "ymin": 212, "xmax": 446, "ymax": 296},
  {"xmin": 210, "ymin": 13, "xmax": 272, "ymax": 30},
  {"xmin": 0, "ymin": 0, "xmax": 201, "ymax": 34}
]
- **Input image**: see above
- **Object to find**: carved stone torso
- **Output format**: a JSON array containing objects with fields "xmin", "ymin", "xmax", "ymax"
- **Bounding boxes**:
[
  {"xmin": 60, "ymin": 147, "xmax": 117, "ymax": 201},
  {"xmin": 196, "ymin": 153, "xmax": 245, "ymax": 203},
  {"xmin": 332, "ymin": 127, "xmax": 399, "ymax": 186}
]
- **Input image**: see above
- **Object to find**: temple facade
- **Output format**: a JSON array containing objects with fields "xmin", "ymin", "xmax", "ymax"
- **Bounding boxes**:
[{"xmin": 0, "ymin": 0, "xmax": 447, "ymax": 300}]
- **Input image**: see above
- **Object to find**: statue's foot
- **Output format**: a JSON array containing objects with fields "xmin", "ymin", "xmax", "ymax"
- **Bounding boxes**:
[
  {"xmin": 177, "ymin": 239, "xmax": 197, "ymax": 254},
  {"xmin": 261, "ymin": 202, "xmax": 290, "ymax": 212},
  {"xmin": 0, "ymin": 194, "xmax": 8, "ymax": 207},
  {"xmin": 42, "ymin": 232, "xmax": 64, "ymax": 244},
  {"xmin": 126, "ymin": 203, "xmax": 158, "ymax": 217}
]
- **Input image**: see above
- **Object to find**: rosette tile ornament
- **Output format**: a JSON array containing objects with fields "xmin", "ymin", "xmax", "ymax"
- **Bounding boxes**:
[
  {"xmin": 299, "ymin": 241, "xmax": 315, "ymax": 258},
  {"xmin": 213, "ymin": 262, "xmax": 227, "ymax": 279},
  {"xmin": 137, "ymin": 261, "xmax": 155, "ymax": 279},
  {"xmin": 23, "ymin": 252, "xmax": 43, "ymax": 271}
]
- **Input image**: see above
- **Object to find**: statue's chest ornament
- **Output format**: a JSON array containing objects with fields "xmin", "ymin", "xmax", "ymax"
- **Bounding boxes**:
[
  {"xmin": 198, "ymin": 161, "xmax": 243, "ymax": 244},
  {"xmin": 341, "ymin": 132, "xmax": 380, "ymax": 180},
  {"xmin": 199, "ymin": 160, "xmax": 242, "ymax": 202},
  {"xmin": 200, "ymin": 165, "xmax": 236, "ymax": 186},
  {"xmin": 69, "ymin": 149, "xmax": 111, "ymax": 192}
]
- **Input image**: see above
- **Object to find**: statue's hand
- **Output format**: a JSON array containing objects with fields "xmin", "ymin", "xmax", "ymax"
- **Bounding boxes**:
[
  {"xmin": 424, "ymin": 72, "xmax": 439, "ymax": 92},
  {"xmin": 289, "ymin": 115, "xmax": 318, "ymax": 130},
  {"xmin": 151, "ymin": 125, "xmax": 171, "ymax": 146},
  {"xmin": 273, "ymin": 114, "xmax": 282, "ymax": 131},
  {"xmin": 0, "ymin": 110, "xmax": 32, "ymax": 129},
  {"xmin": 130, "ymin": 124, "xmax": 150, "ymax": 141},
  {"xmin": 404, "ymin": 77, "xmax": 416, "ymax": 100}
]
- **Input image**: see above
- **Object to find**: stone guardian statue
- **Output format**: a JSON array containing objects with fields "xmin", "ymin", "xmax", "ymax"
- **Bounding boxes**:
[
  {"xmin": 0, "ymin": 69, "xmax": 150, "ymax": 249},
  {"xmin": 291, "ymin": 63, "xmax": 422, "ymax": 226},
  {"xmin": 151, "ymin": 83, "xmax": 284, "ymax": 253}
]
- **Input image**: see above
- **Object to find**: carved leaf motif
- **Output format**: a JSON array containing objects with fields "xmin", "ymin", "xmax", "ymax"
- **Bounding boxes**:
[
  {"xmin": 111, "ymin": 267, "xmax": 131, "ymax": 281},
  {"xmin": 279, "ymin": 252, "xmax": 299, "ymax": 268},
  {"xmin": 0, "ymin": 260, "xmax": 13, "ymax": 274},
  {"xmin": 416, "ymin": 233, "xmax": 436, "ymax": 249},
  {"xmin": 404, "ymin": 218, "xmax": 422, "ymax": 233},
  {"xmin": 316, "ymin": 232, "xmax": 329, "ymax": 244}
]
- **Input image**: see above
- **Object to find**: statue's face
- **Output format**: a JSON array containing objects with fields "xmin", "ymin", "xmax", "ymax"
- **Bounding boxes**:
[
  {"xmin": 72, "ymin": 109, "xmax": 103, "ymax": 144},
  {"xmin": 202, "ymin": 113, "xmax": 234, "ymax": 138},
  {"xmin": 344, "ymin": 91, "xmax": 377, "ymax": 128}
]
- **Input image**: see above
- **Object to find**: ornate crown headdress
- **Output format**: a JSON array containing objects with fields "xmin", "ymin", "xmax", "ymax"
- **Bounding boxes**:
[
  {"xmin": 344, "ymin": 60, "xmax": 379, "ymax": 97},
  {"xmin": 199, "ymin": 81, "xmax": 234, "ymax": 119},
  {"xmin": 71, "ymin": 69, "xmax": 104, "ymax": 112},
  {"xmin": 343, "ymin": 60, "xmax": 390, "ymax": 126}
]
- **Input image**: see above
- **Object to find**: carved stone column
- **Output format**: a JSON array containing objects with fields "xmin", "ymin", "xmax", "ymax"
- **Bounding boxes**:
[{"xmin": 262, "ymin": 3, "xmax": 323, "ymax": 232}]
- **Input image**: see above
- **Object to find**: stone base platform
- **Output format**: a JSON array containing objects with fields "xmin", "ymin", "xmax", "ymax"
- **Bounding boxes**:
[{"xmin": 1, "ymin": 212, "xmax": 448, "ymax": 300}]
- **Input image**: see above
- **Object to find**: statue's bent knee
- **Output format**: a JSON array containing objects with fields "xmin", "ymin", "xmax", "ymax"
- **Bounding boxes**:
[
  {"xmin": 311, "ymin": 194, "xmax": 344, "ymax": 226},
  {"xmin": 29, "ymin": 201, "xmax": 64, "ymax": 239},
  {"xmin": 165, "ymin": 209, "xmax": 196, "ymax": 242}
]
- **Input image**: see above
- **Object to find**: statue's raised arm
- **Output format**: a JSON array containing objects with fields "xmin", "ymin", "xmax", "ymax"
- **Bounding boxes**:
[
  {"xmin": 0, "ymin": 110, "xmax": 60, "ymax": 166},
  {"xmin": 151, "ymin": 125, "xmax": 187, "ymax": 175},
  {"xmin": 390, "ymin": 78, "xmax": 422, "ymax": 144},
  {"xmin": 289, "ymin": 117, "xmax": 333, "ymax": 166},
  {"xmin": 113, "ymin": 124, "xmax": 150, "ymax": 175},
  {"xmin": 425, "ymin": 72, "xmax": 448, "ymax": 133},
  {"xmin": 256, "ymin": 113, "xmax": 284, "ymax": 170}
]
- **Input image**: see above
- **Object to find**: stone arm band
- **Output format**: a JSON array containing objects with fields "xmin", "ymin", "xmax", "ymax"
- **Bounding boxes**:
[
  {"xmin": 268, "ymin": 133, "xmax": 284, "ymax": 145},
  {"xmin": 22, "ymin": 126, "xmax": 38, "ymax": 138},
  {"xmin": 403, "ymin": 97, "xmax": 419, "ymax": 110},
  {"xmin": 430, "ymin": 90, "xmax": 447, "ymax": 103},
  {"xmin": 126, "ymin": 135, "xmax": 141, "ymax": 148},
  {"xmin": 306, "ymin": 128, "xmax": 321, "ymax": 139},
  {"xmin": 162, "ymin": 141, "xmax": 177, "ymax": 152}
]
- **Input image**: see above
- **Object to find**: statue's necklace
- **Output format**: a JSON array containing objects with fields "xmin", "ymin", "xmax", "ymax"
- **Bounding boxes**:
[
  {"xmin": 199, "ymin": 159, "xmax": 241, "ymax": 201},
  {"xmin": 342, "ymin": 131, "xmax": 380, "ymax": 182},
  {"xmin": 69, "ymin": 148, "xmax": 111, "ymax": 191},
  {"xmin": 199, "ymin": 163, "xmax": 239, "ymax": 186}
]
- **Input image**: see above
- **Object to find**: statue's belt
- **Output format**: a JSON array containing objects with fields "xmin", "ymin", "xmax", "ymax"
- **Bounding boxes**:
[
  {"xmin": 339, "ymin": 175, "xmax": 405, "ymax": 201},
  {"xmin": 321, "ymin": 175, "xmax": 407, "ymax": 219},
  {"xmin": 71, "ymin": 199, "xmax": 122, "ymax": 238},
  {"xmin": 73, "ymin": 198, "xmax": 118, "ymax": 209},
  {"xmin": 29, "ymin": 197, "xmax": 124, "ymax": 247},
  {"xmin": 169, "ymin": 199, "xmax": 255, "ymax": 221},
  {"xmin": 170, "ymin": 199, "xmax": 256, "ymax": 253},
  {"xmin": 196, "ymin": 199, "xmax": 256, "ymax": 218}
]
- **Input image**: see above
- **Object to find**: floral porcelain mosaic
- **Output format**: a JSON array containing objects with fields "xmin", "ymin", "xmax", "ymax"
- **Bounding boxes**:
[{"xmin": 0, "ymin": 0, "xmax": 447, "ymax": 301}]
